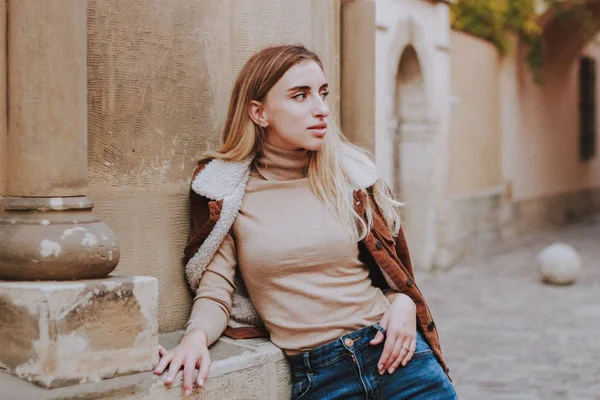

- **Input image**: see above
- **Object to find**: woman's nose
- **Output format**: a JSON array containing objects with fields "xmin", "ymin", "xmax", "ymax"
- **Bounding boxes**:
[{"xmin": 313, "ymin": 97, "xmax": 330, "ymax": 118}]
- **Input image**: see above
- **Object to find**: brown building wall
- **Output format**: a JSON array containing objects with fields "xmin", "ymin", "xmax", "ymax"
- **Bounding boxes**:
[{"xmin": 86, "ymin": 0, "xmax": 341, "ymax": 332}]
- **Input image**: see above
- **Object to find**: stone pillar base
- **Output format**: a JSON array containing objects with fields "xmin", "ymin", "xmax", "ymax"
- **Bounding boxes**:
[
  {"xmin": 0, "ymin": 196, "xmax": 120, "ymax": 280},
  {"xmin": 0, "ymin": 276, "xmax": 158, "ymax": 389}
]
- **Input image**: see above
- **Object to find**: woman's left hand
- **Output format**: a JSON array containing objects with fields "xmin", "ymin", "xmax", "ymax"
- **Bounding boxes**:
[{"xmin": 370, "ymin": 293, "xmax": 417, "ymax": 375}]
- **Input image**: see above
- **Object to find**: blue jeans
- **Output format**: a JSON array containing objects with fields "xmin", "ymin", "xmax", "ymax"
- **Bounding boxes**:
[{"xmin": 288, "ymin": 323, "xmax": 457, "ymax": 400}]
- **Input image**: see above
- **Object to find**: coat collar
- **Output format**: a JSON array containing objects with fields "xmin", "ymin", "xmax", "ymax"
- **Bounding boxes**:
[{"xmin": 192, "ymin": 147, "xmax": 379, "ymax": 200}]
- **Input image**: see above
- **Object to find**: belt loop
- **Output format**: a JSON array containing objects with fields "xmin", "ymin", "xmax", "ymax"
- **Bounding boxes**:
[
  {"xmin": 302, "ymin": 352, "xmax": 313, "ymax": 374},
  {"xmin": 374, "ymin": 321, "xmax": 386, "ymax": 336}
]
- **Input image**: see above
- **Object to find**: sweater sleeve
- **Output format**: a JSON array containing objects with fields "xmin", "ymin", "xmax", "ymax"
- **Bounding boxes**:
[{"xmin": 184, "ymin": 231, "xmax": 237, "ymax": 347}]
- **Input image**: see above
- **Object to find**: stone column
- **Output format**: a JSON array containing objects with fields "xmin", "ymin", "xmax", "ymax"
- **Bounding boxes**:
[
  {"xmin": 0, "ymin": 1, "xmax": 157, "ymax": 389},
  {"xmin": 0, "ymin": 0, "xmax": 6, "ymax": 195},
  {"xmin": 340, "ymin": 0, "xmax": 376, "ymax": 153},
  {"xmin": 0, "ymin": 0, "xmax": 119, "ymax": 280}
]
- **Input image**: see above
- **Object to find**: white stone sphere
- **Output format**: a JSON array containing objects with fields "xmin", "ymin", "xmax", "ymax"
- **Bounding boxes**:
[{"xmin": 537, "ymin": 242, "xmax": 582, "ymax": 285}]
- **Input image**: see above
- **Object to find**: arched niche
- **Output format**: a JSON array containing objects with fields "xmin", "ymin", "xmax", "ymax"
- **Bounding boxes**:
[{"xmin": 394, "ymin": 44, "xmax": 438, "ymax": 271}]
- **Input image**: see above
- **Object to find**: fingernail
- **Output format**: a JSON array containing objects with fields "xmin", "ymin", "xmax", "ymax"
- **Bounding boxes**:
[
  {"xmin": 378, "ymin": 364, "xmax": 383, "ymax": 369},
  {"xmin": 165, "ymin": 377, "xmax": 172, "ymax": 383},
  {"xmin": 185, "ymin": 389, "xmax": 191, "ymax": 397},
  {"xmin": 199, "ymin": 379, "xmax": 204, "ymax": 387},
  {"xmin": 389, "ymin": 368, "xmax": 395, "ymax": 374}
]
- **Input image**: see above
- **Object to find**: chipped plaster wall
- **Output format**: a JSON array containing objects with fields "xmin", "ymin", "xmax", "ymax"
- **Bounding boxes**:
[{"xmin": 87, "ymin": 0, "xmax": 341, "ymax": 332}]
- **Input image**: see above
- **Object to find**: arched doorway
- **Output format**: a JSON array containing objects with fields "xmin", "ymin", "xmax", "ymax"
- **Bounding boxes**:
[{"xmin": 394, "ymin": 45, "xmax": 437, "ymax": 270}]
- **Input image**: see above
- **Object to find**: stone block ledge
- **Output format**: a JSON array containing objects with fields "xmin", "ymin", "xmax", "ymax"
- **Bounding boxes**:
[
  {"xmin": 0, "ymin": 276, "xmax": 158, "ymax": 389},
  {"xmin": 2, "ymin": 331, "xmax": 292, "ymax": 399}
]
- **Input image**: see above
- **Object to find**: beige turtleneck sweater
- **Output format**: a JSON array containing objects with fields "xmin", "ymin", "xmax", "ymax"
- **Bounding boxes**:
[{"xmin": 186, "ymin": 142, "xmax": 390, "ymax": 355}]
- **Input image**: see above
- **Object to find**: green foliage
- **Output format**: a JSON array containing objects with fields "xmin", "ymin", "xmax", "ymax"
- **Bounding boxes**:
[
  {"xmin": 451, "ymin": 0, "xmax": 540, "ymax": 52},
  {"xmin": 451, "ymin": 0, "xmax": 599, "ymax": 83}
]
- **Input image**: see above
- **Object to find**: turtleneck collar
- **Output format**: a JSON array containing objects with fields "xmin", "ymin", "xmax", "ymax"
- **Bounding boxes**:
[{"xmin": 255, "ymin": 141, "xmax": 310, "ymax": 181}]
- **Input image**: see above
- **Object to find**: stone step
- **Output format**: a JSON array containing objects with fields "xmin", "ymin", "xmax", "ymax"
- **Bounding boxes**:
[{"xmin": 2, "ymin": 331, "xmax": 292, "ymax": 400}]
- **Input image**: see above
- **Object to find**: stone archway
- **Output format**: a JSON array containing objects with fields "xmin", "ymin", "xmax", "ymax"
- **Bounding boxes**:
[{"xmin": 394, "ymin": 45, "xmax": 438, "ymax": 271}]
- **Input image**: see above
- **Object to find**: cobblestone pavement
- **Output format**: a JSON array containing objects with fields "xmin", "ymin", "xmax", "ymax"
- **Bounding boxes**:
[{"xmin": 416, "ymin": 215, "xmax": 600, "ymax": 400}]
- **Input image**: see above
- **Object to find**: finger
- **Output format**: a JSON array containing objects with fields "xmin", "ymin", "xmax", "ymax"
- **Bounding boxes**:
[
  {"xmin": 385, "ymin": 337, "xmax": 405, "ymax": 372},
  {"xmin": 182, "ymin": 358, "xmax": 196, "ymax": 397},
  {"xmin": 377, "ymin": 332, "xmax": 396, "ymax": 374},
  {"xmin": 158, "ymin": 345, "xmax": 167, "ymax": 357},
  {"xmin": 153, "ymin": 352, "xmax": 173, "ymax": 375},
  {"xmin": 379, "ymin": 314, "xmax": 390, "ymax": 331},
  {"xmin": 164, "ymin": 356, "xmax": 183, "ymax": 385},
  {"xmin": 196, "ymin": 352, "xmax": 211, "ymax": 388},
  {"xmin": 401, "ymin": 337, "xmax": 417, "ymax": 367},
  {"xmin": 370, "ymin": 331, "xmax": 385, "ymax": 346},
  {"xmin": 388, "ymin": 340, "xmax": 410, "ymax": 374}
]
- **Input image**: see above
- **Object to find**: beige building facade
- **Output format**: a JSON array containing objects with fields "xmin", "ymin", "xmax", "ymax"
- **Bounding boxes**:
[
  {"xmin": 376, "ymin": 0, "xmax": 600, "ymax": 269},
  {"xmin": 447, "ymin": 2, "xmax": 600, "ymax": 262}
]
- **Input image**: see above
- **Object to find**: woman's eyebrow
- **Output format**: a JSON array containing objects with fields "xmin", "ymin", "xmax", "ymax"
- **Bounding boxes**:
[{"xmin": 287, "ymin": 83, "xmax": 329, "ymax": 92}]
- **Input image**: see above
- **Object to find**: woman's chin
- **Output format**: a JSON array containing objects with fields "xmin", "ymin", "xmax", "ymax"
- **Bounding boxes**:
[{"xmin": 302, "ymin": 139, "xmax": 325, "ymax": 152}]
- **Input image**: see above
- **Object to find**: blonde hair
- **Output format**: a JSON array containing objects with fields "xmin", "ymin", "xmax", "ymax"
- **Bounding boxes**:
[{"xmin": 203, "ymin": 44, "xmax": 402, "ymax": 240}]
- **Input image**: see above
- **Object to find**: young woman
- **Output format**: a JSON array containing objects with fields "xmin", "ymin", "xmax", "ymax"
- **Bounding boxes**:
[{"xmin": 154, "ymin": 44, "xmax": 457, "ymax": 399}]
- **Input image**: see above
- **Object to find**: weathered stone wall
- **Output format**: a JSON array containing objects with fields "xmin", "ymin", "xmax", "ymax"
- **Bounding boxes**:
[{"xmin": 86, "ymin": 0, "xmax": 341, "ymax": 332}]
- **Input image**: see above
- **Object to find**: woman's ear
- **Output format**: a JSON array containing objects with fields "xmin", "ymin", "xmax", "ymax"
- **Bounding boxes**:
[{"xmin": 249, "ymin": 100, "xmax": 268, "ymax": 128}]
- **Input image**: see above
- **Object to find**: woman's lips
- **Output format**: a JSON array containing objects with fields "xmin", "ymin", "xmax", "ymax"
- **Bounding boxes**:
[{"xmin": 308, "ymin": 123, "xmax": 328, "ymax": 137}]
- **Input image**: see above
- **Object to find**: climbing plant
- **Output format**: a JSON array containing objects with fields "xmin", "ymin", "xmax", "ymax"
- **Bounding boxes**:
[{"xmin": 450, "ymin": 0, "xmax": 600, "ymax": 83}]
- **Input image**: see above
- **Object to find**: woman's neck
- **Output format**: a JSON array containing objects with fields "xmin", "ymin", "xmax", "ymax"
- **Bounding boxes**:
[{"xmin": 255, "ymin": 141, "xmax": 310, "ymax": 181}]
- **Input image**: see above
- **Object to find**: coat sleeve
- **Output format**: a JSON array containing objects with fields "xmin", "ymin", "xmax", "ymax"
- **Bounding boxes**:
[
  {"xmin": 395, "ymin": 224, "xmax": 415, "ymax": 280},
  {"xmin": 185, "ymin": 231, "xmax": 237, "ymax": 347},
  {"xmin": 369, "ymin": 181, "xmax": 416, "ymax": 281}
]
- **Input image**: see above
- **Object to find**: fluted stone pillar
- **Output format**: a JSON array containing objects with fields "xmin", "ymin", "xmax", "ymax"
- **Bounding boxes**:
[
  {"xmin": 0, "ymin": 0, "xmax": 119, "ymax": 280},
  {"xmin": 341, "ymin": 0, "xmax": 376, "ymax": 153}
]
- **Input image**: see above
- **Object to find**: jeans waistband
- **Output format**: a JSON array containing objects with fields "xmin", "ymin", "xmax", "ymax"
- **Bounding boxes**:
[{"xmin": 288, "ymin": 322, "xmax": 386, "ymax": 374}]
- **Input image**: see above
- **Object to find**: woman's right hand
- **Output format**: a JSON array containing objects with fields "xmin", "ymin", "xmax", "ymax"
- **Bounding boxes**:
[{"xmin": 153, "ymin": 328, "xmax": 212, "ymax": 397}]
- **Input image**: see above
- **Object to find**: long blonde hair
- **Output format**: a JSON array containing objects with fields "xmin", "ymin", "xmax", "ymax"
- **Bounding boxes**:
[{"xmin": 203, "ymin": 44, "xmax": 402, "ymax": 240}]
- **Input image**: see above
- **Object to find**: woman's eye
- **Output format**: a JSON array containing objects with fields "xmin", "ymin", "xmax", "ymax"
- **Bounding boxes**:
[
  {"xmin": 320, "ymin": 91, "xmax": 330, "ymax": 99},
  {"xmin": 293, "ymin": 93, "xmax": 307, "ymax": 100}
]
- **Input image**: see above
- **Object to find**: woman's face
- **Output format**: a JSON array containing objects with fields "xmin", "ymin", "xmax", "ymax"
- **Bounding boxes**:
[{"xmin": 250, "ymin": 60, "xmax": 330, "ymax": 151}]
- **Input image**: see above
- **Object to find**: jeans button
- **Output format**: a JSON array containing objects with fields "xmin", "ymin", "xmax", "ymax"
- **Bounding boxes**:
[{"xmin": 344, "ymin": 338, "xmax": 354, "ymax": 347}]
